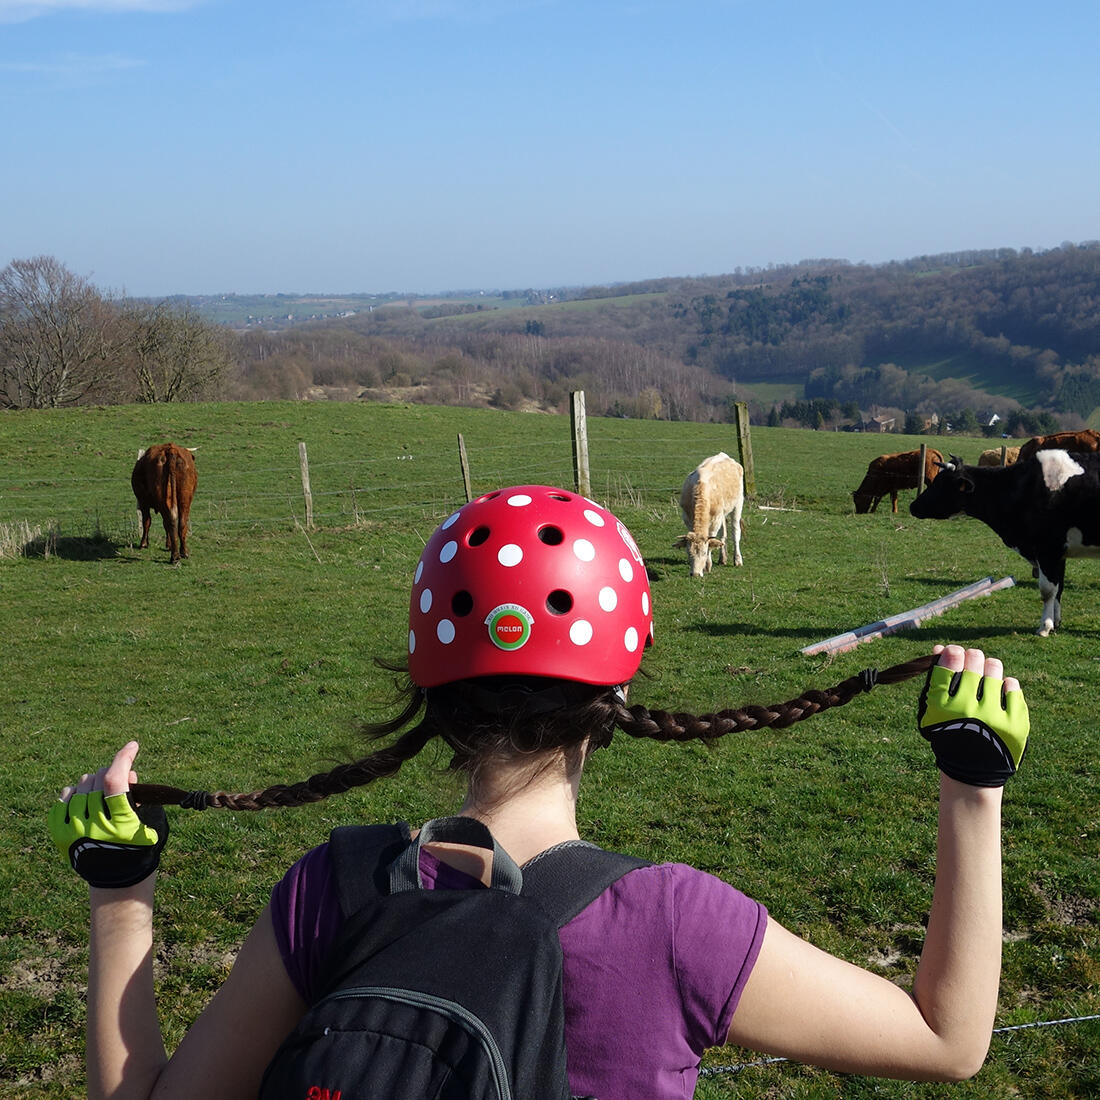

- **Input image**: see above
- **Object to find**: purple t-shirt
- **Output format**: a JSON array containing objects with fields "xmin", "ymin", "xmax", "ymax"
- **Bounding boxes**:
[{"xmin": 270, "ymin": 840, "xmax": 766, "ymax": 1100}]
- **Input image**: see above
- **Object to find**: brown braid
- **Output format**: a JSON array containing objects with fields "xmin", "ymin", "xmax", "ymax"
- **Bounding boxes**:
[
  {"xmin": 129, "ymin": 653, "xmax": 937, "ymax": 811},
  {"xmin": 131, "ymin": 724, "xmax": 435, "ymax": 811},
  {"xmin": 614, "ymin": 654, "xmax": 937, "ymax": 742}
]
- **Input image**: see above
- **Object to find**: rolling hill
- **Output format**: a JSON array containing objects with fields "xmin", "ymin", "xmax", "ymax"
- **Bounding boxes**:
[{"xmin": 189, "ymin": 242, "xmax": 1100, "ymax": 428}]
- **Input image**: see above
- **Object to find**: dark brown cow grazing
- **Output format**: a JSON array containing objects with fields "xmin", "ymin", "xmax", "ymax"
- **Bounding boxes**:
[
  {"xmin": 852, "ymin": 448, "xmax": 943, "ymax": 514},
  {"xmin": 131, "ymin": 443, "xmax": 197, "ymax": 563},
  {"xmin": 1017, "ymin": 429, "xmax": 1100, "ymax": 463}
]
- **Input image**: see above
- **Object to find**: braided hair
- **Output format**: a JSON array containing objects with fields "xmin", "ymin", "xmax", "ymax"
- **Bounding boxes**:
[{"xmin": 130, "ymin": 653, "xmax": 937, "ymax": 811}]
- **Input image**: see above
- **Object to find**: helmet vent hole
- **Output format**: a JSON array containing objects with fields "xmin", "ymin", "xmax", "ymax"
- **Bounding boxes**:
[
  {"xmin": 546, "ymin": 589, "xmax": 573, "ymax": 615},
  {"xmin": 538, "ymin": 525, "xmax": 564, "ymax": 545},
  {"xmin": 451, "ymin": 590, "xmax": 474, "ymax": 617},
  {"xmin": 468, "ymin": 525, "xmax": 491, "ymax": 546}
]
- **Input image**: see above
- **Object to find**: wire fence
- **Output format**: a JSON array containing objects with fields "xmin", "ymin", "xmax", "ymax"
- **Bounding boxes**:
[
  {"xmin": 0, "ymin": 419, "xmax": 751, "ymax": 551},
  {"xmin": 4, "ymin": 412, "xmax": 1095, "ymax": 1086},
  {"xmin": 699, "ymin": 1012, "xmax": 1100, "ymax": 1083}
]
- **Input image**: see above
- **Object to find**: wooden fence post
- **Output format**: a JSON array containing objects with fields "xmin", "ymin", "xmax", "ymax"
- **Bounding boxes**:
[
  {"xmin": 918, "ymin": 442, "xmax": 928, "ymax": 493},
  {"xmin": 457, "ymin": 433, "xmax": 472, "ymax": 502},
  {"xmin": 298, "ymin": 441, "xmax": 314, "ymax": 530},
  {"xmin": 733, "ymin": 402, "xmax": 755, "ymax": 495},
  {"xmin": 570, "ymin": 391, "xmax": 591, "ymax": 497}
]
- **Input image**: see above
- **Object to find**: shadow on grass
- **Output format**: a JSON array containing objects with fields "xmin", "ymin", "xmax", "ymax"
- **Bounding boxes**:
[
  {"xmin": 643, "ymin": 554, "xmax": 682, "ymax": 573},
  {"xmin": 926, "ymin": 625, "xmax": 1035, "ymax": 641},
  {"xmin": 908, "ymin": 573, "xmax": 1023, "ymax": 589},
  {"xmin": 685, "ymin": 619, "xmax": 1023, "ymax": 643},
  {"xmin": 686, "ymin": 620, "xmax": 829, "ymax": 641},
  {"xmin": 22, "ymin": 535, "xmax": 123, "ymax": 561}
]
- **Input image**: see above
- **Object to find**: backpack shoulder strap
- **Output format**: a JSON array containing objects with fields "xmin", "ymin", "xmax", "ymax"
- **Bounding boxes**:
[
  {"xmin": 328, "ymin": 824, "xmax": 650, "ymax": 927},
  {"xmin": 521, "ymin": 841, "xmax": 652, "ymax": 928},
  {"xmin": 327, "ymin": 822, "xmax": 411, "ymax": 919}
]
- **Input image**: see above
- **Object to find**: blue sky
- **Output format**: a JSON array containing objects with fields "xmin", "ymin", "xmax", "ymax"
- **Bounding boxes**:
[{"xmin": 2, "ymin": 0, "xmax": 1098, "ymax": 297}]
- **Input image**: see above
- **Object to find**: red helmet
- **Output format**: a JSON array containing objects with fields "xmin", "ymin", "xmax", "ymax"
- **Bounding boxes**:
[{"xmin": 408, "ymin": 486, "xmax": 654, "ymax": 688}]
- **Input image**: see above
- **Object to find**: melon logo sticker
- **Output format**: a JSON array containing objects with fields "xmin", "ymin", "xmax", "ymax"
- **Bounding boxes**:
[
  {"xmin": 485, "ymin": 603, "xmax": 533, "ymax": 651},
  {"xmin": 617, "ymin": 521, "xmax": 644, "ymax": 564}
]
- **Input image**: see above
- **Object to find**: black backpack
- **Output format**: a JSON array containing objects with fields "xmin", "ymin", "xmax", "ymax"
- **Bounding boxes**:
[{"xmin": 258, "ymin": 816, "xmax": 649, "ymax": 1100}]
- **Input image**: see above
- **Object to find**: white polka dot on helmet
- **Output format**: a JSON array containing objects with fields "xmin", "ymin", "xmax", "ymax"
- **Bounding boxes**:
[{"xmin": 408, "ymin": 485, "xmax": 654, "ymax": 688}]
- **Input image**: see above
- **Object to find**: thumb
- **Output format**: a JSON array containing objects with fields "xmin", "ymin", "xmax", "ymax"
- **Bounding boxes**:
[{"xmin": 103, "ymin": 742, "xmax": 140, "ymax": 798}]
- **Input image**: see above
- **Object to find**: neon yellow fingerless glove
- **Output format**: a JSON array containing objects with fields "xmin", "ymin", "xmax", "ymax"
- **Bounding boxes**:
[
  {"xmin": 48, "ymin": 791, "xmax": 168, "ymax": 888},
  {"xmin": 917, "ymin": 664, "xmax": 1029, "ymax": 787}
]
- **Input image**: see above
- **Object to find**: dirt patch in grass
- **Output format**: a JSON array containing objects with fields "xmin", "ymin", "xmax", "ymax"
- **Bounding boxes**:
[
  {"xmin": 1031, "ymin": 880, "xmax": 1097, "ymax": 927},
  {"xmin": 4, "ymin": 936, "xmax": 82, "ymax": 993}
]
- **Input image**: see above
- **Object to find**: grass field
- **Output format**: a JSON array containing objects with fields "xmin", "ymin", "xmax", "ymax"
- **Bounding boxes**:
[
  {"xmin": 1, "ymin": 402, "xmax": 1097, "ymax": 1098},
  {"xmin": 895, "ymin": 353, "xmax": 1045, "ymax": 408}
]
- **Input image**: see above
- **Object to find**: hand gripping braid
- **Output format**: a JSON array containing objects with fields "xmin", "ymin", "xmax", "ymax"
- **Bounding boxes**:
[
  {"xmin": 48, "ymin": 791, "xmax": 168, "ymax": 888},
  {"xmin": 118, "ymin": 655, "xmax": 1030, "ymax": 811},
  {"xmin": 917, "ymin": 663, "xmax": 1030, "ymax": 787},
  {"xmin": 124, "ymin": 654, "xmax": 950, "ymax": 812}
]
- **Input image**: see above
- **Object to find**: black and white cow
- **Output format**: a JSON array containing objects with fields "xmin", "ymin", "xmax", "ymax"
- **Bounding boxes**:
[{"xmin": 910, "ymin": 450, "xmax": 1100, "ymax": 636}]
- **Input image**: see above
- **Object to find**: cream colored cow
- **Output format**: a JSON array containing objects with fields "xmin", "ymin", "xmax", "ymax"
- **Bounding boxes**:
[
  {"xmin": 674, "ymin": 452, "xmax": 744, "ymax": 577},
  {"xmin": 977, "ymin": 446, "xmax": 1020, "ymax": 467}
]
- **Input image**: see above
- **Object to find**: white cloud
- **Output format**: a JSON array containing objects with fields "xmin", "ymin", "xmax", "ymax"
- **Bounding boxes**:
[
  {"xmin": 0, "ymin": 0, "xmax": 202, "ymax": 23},
  {"xmin": 0, "ymin": 51, "xmax": 147, "ymax": 75}
]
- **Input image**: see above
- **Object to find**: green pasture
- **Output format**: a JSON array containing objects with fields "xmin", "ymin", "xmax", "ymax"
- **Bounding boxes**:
[
  {"xmin": 1, "ymin": 403, "xmax": 1097, "ymax": 1098},
  {"xmin": 538, "ymin": 291, "xmax": 670, "ymax": 312},
  {"xmin": 897, "ymin": 353, "xmax": 1045, "ymax": 408},
  {"xmin": 737, "ymin": 379, "xmax": 806, "ymax": 405},
  {"xmin": 430, "ymin": 290, "xmax": 672, "ymax": 329}
]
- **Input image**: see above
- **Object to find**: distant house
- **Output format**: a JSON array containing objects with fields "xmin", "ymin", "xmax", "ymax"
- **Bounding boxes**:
[
  {"xmin": 863, "ymin": 414, "xmax": 896, "ymax": 433},
  {"xmin": 922, "ymin": 413, "xmax": 941, "ymax": 433}
]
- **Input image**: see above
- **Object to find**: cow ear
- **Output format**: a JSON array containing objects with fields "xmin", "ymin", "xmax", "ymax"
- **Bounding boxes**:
[
  {"xmin": 707, "ymin": 538, "xmax": 723, "ymax": 547},
  {"xmin": 958, "ymin": 475, "xmax": 976, "ymax": 494},
  {"xmin": 672, "ymin": 536, "xmax": 688, "ymax": 547}
]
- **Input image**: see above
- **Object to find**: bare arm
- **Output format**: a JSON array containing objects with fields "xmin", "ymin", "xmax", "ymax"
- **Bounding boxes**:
[
  {"xmin": 86, "ymin": 878, "xmax": 165, "ymax": 1099},
  {"xmin": 87, "ymin": 888, "xmax": 304, "ymax": 1100},
  {"xmin": 67, "ymin": 745, "xmax": 305, "ymax": 1100},
  {"xmin": 727, "ymin": 645, "xmax": 1011, "ymax": 1081},
  {"xmin": 149, "ymin": 904, "xmax": 306, "ymax": 1099}
]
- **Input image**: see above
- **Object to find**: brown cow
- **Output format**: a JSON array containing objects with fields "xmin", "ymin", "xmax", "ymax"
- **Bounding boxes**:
[
  {"xmin": 131, "ymin": 443, "xmax": 197, "ymax": 563},
  {"xmin": 1018, "ymin": 429, "xmax": 1100, "ymax": 463},
  {"xmin": 852, "ymin": 448, "xmax": 943, "ymax": 514}
]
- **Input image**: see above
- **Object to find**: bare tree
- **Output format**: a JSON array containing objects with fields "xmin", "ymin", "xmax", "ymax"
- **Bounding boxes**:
[
  {"xmin": 123, "ymin": 301, "xmax": 232, "ymax": 402},
  {"xmin": 0, "ymin": 255, "xmax": 120, "ymax": 409}
]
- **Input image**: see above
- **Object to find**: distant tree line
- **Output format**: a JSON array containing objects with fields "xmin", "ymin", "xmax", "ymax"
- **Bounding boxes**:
[
  {"xmin": 0, "ymin": 256, "xmax": 231, "ymax": 409},
  {"xmin": 306, "ymin": 242, "xmax": 1100, "ymax": 429},
  {"xmin": 6, "ymin": 243, "xmax": 1100, "ymax": 434},
  {"xmin": 769, "ymin": 396, "xmax": 1059, "ymax": 439},
  {"xmin": 231, "ymin": 319, "xmax": 737, "ymax": 422},
  {"xmin": 665, "ymin": 244, "xmax": 1100, "ymax": 421}
]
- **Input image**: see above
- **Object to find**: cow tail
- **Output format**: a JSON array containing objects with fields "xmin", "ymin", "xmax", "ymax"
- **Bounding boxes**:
[{"xmin": 166, "ymin": 449, "xmax": 185, "ymax": 533}]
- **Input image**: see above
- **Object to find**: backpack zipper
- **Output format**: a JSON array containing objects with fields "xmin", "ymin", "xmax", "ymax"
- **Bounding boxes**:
[{"xmin": 318, "ymin": 986, "xmax": 512, "ymax": 1099}]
